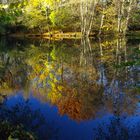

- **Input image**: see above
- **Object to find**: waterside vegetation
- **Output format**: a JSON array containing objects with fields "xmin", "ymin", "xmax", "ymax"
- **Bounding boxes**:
[{"xmin": 0, "ymin": 0, "xmax": 140, "ymax": 38}]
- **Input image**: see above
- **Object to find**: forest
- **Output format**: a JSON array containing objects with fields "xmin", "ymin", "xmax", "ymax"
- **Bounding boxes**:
[
  {"xmin": 0, "ymin": 0, "xmax": 140, "ymax": 37},
  {"xmin": 0, "ymin": 0, "xmax": 140, "ymax": 140}
]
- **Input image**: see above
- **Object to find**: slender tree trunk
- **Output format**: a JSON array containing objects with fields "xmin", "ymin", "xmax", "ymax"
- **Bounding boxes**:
[
  {"xmin": 87, "ymin": 0, "xmax": 98, "ymax": 37},
  {"xmin": 80, "ymin": 0, "xmax": 98, "ymax": 37},
  {"xmin": 80, "ymin": 0, "xmax": 85, "ymax": 36},
  {"xmin": 116, "ymin": 0, "xmax": 125, "ymax": 34},
  {"xmin": 124, "ymin": 0, "xmax": 135, "ymax": 35}
]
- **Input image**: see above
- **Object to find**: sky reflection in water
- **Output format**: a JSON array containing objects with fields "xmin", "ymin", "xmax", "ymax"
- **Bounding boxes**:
[
  {"xmin": 0, "ymin": 37, "xmax": 140, "ymax": 140},
  {"xmin": 4, "ymin": 92, "xmax": 140, "ymax": 140}
]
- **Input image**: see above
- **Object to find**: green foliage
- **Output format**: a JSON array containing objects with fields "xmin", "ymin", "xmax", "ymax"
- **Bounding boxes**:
[
  {"xmin": 0, "ymin": 0, "xmax": 28, "ymax": 34},
  {"xmin": 49, "ymin": 8, "xmax": 73, "ymax": 28},
  {"xmin": 129, "ymin": 8, "xmax": 140, "ymax": 31}
]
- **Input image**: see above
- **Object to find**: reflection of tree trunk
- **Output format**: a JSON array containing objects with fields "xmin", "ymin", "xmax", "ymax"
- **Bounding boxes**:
[
  {"xmin": 99, "ymin": 13, "xmax": 105, "ymax": 36},
  {"xmin": 80, "ymin": 37, "xmax": 87, "ymax": 66},
  {"xmin": 108, "ymin": 37, "xmax": 128, "ymax": 116},
  {"xmin": 98, "ymin": 38, "xmax": 106, "ymax": 86},
  {"xmin": 99, "ymin": 38, "xmax": 103, "ymax": 56},
  {"xmin": 61, "ymin": 59, "xmax": 64, "ymax": 83},
  {"xmin": 80, "ymin": 37, "xmax": 97, "ymax": 76},
  {"xmin": 80, "ymin": 37, "xmax": 90, "ymax": 66},
  {"xmin": 123, "ymin": 37, "xmax": 128, "ymax": 80}
]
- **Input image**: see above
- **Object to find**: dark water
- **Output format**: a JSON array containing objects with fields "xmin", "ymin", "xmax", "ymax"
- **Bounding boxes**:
[{"xmin": 0, "ymin": 36, "xmax": 140, "ymax": 140}]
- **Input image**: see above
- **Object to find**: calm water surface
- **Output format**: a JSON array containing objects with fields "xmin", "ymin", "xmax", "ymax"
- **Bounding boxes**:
[{"xmin": 0, "ymin": 37, "xmax": 140, "ymax": 140}]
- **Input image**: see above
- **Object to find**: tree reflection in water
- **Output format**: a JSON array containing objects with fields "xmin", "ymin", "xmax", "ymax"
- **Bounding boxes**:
[
  {"xmin": 93, "ymin": 115, "xmax": 140, "ymax": 140},
  {"xmin": 0, "ymin": 94, "xmax": 58, "ymax": 140},
  {"xmin": 0, "ymin": 37, "xmax": 139, "ymax": 139}
]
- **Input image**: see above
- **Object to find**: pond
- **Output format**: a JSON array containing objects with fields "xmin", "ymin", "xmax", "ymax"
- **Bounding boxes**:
[{"xmin": 0, "ymin": 36, "xmax": 140, "ymax": 140}]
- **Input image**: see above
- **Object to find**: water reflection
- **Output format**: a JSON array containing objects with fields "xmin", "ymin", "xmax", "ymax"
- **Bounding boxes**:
[
  {"xmin": 0, "ymin": 94, "xmax": 59, "ymax": 140},
  {"xmin": 93, "ymin": 115, "xmax": 140, "ymax": 140},
  {"xmin": 0, "ymin": 36, "xmax": 139, "ymax": 139}
]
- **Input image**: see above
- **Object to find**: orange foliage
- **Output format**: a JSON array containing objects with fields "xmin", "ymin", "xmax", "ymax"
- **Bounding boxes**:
[{"xmin": 56, "ymin": 83, "xmax": 103, "ymax": 121}]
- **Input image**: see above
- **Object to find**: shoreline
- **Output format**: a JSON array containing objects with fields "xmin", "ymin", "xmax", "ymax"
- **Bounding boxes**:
[{"xmin": 1, "ymin": 31, "xmax": 139, "ymax": 40}]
